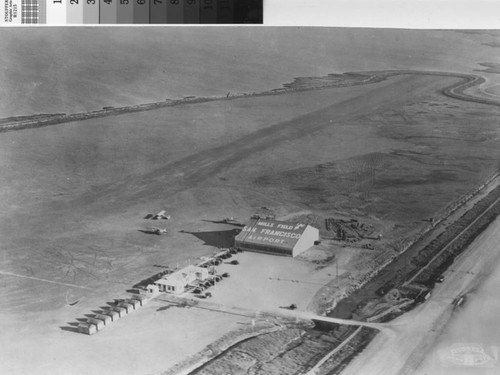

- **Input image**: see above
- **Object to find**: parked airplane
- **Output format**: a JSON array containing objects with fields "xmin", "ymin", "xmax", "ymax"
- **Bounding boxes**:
[
  {"xmin": 144, "ymin": 227, "xmax": 168, "ymax": 235},
  {"xmin": 221, "ymin": 217, "xmax": 244, "ymax": 226},
  {"xmin": 153, "ymin": 210, "xmax": 171, "ymax": 220}
]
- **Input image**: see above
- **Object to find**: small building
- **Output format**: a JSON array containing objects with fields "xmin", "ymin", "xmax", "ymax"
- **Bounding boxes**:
[
  {"xmin": 117, "ymin": 301, "xmax": 133, "ymax": 313},
  {"xmin": 154, "ymin": 265, "xmax": 209, "ymax": 294},
  {"xmin": 78, "ymin": 323, "xmax": 97, "ymax": 335},
  {"xmin": 87, "ymin": 317, "xmax": 105, "ymax": 331},
  {"xmin": 147, "ymin": 284, "xmax": 159, "ymax": 295},
  {"xmin": 130, "ymin": 294, "xmax": 148, "ymax": 306},
  {"xmin": 109, "ymin": 306, "xmax": 127, "ymax": 318},
  {"xmin": 93, "ymin": 313, "xmax": 112, "ymax": 325},
  {"xmin": 234, "ymin": 219, "xmax": 319, "ymax": 257},
  {"xmin": 127, "ymin": 298, "xmax": 141, "ymax": 310},
  {"xmin": 123, "ymin": 300, "xmax": 136, "ymax": 311},
  {"xmin": 154, "ymin": 279, "xmax": 172, "ymax": 293},
  {"xmin": 102, "ymin": 309, "xmax": 119, "ymax": 322}
]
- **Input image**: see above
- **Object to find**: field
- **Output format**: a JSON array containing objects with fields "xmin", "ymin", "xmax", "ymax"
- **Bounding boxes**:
[{"xmin": 2, "ymin": 28, "xmax": 500, "ymax": 374}]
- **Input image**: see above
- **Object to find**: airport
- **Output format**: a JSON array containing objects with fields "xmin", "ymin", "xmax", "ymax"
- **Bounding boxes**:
[
  {"xmin": 69, "ymin": 213, "xmax": 324, "ymax": 336},
  {"xmin": 3, "ymin": 27, "xmax": 500, "ymax": 375}
]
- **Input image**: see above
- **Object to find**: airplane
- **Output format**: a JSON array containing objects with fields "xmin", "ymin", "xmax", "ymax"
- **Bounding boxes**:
[
  {"xmin": 250, "ymin": 214, "xmax": 275, "ymax": 220},
  {"xmin": 152, "ymin": 210, "xmax": 171, "ymax": 220},
  {"xmin": 221, "ymin": 217, "xmax": 245, "ymax": 226},
  {"xmin": 144, "ymin": 227, "xmax": 168, "ymax": 235}
]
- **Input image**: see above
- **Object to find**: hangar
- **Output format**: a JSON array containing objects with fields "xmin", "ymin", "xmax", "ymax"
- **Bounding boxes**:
[{"xmin": 234, "ymin": 219, "xmax": 319, "ymax": 257}]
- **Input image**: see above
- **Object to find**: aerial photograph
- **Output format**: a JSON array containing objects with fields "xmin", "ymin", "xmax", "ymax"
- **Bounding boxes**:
[{"xmin": 1, "ymin": 27, "xmax": 500, "ymax": 375}]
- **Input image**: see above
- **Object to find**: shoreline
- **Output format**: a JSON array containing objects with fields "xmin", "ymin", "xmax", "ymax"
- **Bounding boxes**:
[{"xmin": 1, "ymin": 70, "xmax": 497, "ymax": 134}]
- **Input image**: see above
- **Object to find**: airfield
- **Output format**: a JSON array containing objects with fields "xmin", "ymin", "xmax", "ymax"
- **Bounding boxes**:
[{"xmin": 2, "ymin": 29, "xmax": 500, "ymax": 374}]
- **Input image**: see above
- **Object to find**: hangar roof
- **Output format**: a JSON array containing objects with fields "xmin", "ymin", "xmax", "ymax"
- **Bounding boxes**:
[{"xmin": 235, "ymin": 219, "xmax": 311, "ymax": 250}]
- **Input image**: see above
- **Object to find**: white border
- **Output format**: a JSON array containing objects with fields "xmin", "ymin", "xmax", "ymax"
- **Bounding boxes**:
[{"xmin": 2, "ymin": 0, "xmax": 500, "ymax": 27}]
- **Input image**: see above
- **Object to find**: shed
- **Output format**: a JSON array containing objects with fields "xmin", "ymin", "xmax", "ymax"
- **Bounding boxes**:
[
  {"xmin": 109, "ymin": 306, "xmax": 126, "ymax": 318},
  {"xmin": 102, "ymin": 309, "xmax": 120, "ymax": 321},
  {"xmin": 93, "ymin": 313, "xmax": 112, "ymax": 325},
  {"xmin": 87, "ymin": 317, "xmax": 105, "ymax": 331},
  {"xmin": 117, "ymin": 302, "xmax": 133, "ymax": 313},
  {"xmin": 130, "ymin": 294, "xmax": 148, "ymax": 306},
  {"xmin": 78, "ymin": 323, "xmax": 97, "ymax": 335},
  {"xmin": 123, "ymin": 300, "xmax": 136, "ymax": 311},
  {"xmin": 127, "ymin": 299, "xmax": 141, "ymax": 310}
]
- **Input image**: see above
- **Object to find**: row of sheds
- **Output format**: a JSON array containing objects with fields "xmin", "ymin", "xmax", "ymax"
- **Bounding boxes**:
[{"xmin": 77, "ymin": 294, "xmax": 148, "ymax": 335}]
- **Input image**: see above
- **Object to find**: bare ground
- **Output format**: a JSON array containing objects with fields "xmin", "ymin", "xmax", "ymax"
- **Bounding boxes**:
[{"xmin": 1, "ymin": 72, "xmax": 500, "ymax": 374}]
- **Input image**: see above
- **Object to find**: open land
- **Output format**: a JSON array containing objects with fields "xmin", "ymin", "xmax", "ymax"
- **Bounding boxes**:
[{"xmin": 2, "ymin": 29, "xmax": 500, "ymax": 375}]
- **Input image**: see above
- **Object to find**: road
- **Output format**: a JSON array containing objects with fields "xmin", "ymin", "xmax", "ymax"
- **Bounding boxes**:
[
  {"xmin": 340, "ymin": 216, "xmax": 500, "ymax": 375},
  {"xmin": 156, "ymin": 293, "xmax": 391, "ymax": 331},
  {"xmin": 405, "ymin": 193, "xmax": 500, "ymax": 285},
  {"xmin": 0, "ymin": 270, "xmax": 91, "ymax": 290}
]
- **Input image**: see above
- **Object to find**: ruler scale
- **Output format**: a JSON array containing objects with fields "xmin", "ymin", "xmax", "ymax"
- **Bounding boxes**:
[
  {"xmin": 117, "ymin": 0, "xmax": 133, "ymax": 24},
  {"xmin": 183, "ymin": 0, "xmax": 199, "ymax": 23},
  {"xmin": 1, "ymin": 0, "xmax": 262, "ymax": 24},
  {"xmin": 150, "ymin": 0, "xmax": 166, "ymax": 24},
  {"xmin": 200, "ymin": 0, "xmax": 216, "ymax": 24},
  {"xmin": 133, "ymin": 0, "xmax": 149, "ymax": 24},
  {"xmin": 83, "ymin": 0, "xmax": 99, "ymax": 23},
  {"xmin": 166, "ymin": 0, "xmax": 183, "ymax": 24},
  {"xmin": 100, "ymin": 0, "xmax": 117, "ymax": 23},
  {"xmin": 46, "ymin": 0, "xmax": 66, "ymax": 24},
  {"xmin": 67, "ymin": 0, "xmax": 83, "ymax": 24}
]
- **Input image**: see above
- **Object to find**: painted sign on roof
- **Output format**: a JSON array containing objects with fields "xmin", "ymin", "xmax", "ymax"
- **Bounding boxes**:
[{"xmin": 235, "ymin": 219, "xmax": 309, "ymax": 249}]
